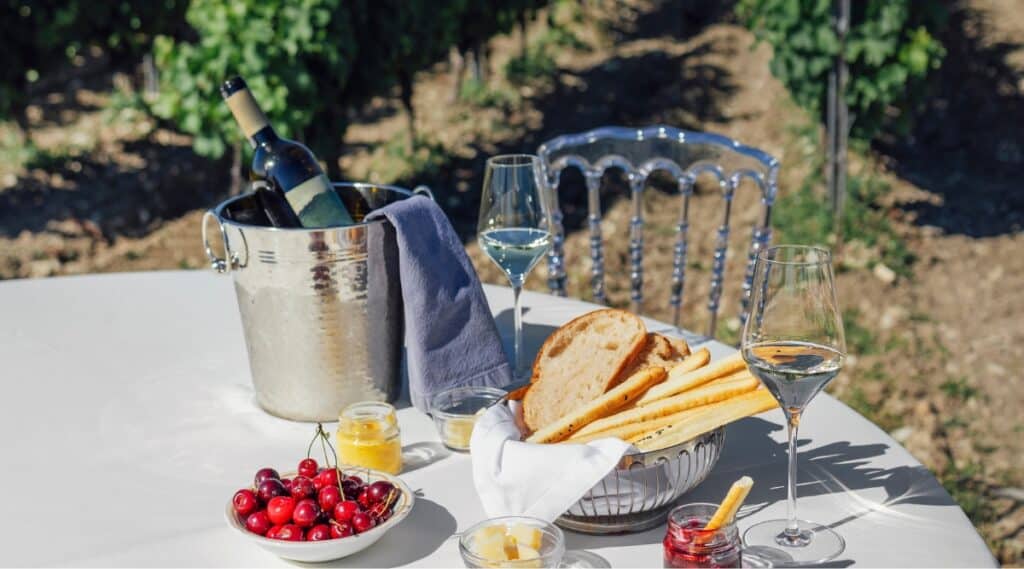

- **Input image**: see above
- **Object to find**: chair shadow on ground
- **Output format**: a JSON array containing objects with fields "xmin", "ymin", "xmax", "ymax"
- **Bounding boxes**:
[{"xmin": 564, "ymin": 416, "xmax": 955, "ymax": 560}]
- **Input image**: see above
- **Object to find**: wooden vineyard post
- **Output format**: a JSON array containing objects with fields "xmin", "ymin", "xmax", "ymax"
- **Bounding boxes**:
[{"xmin": 826, "ymin": 0, "xmax": 850, "ymax": 252}]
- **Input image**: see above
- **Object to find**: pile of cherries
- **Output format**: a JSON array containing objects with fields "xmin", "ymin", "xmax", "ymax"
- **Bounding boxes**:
[{"xmin": 232, "ymin": 458, "xmax": 400, "ymax": 542}]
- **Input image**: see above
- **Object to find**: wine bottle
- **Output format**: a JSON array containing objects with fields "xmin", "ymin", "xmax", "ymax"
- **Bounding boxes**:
[
  {"xmin": 220, "ymin": 76, "xmax": 354, "ymax": 228},
  {"xmin": 254, "ymin": 183, "xmax": 302, "ymax": 228}
]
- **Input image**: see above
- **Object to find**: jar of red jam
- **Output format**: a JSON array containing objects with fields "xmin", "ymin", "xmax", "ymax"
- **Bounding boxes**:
[{"xmin": 664, "ymin": 503, "xmax": 742, "ymax": 568}]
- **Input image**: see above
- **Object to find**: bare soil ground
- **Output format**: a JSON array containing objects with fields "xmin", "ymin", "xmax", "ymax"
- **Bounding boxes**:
[{"xmin": 0, "ymin": 0, "xmax": 1020, "ymax": 562}]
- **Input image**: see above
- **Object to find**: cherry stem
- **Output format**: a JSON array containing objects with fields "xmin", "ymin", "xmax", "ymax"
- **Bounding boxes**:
[
  {"xmin": 309, "ymin": 423, "xmax": 345, "ymax": 492},
  {"xmin": 306, "ymin": 426, "xmax": 320, "ymax": 460}
]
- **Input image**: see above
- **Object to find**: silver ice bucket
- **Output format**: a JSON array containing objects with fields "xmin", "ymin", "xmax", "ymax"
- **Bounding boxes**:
[{"xmin": 202, "ymin": 183, "xmax": 429, "ymax": 421}]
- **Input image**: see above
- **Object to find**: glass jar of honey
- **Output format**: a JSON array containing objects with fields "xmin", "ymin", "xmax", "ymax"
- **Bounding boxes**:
[
  {"xmin": 663, "ymin": 503, "xmax": 742, "ymax": 568},
  {"xmin": 336, "ymin": 402, "xmax": 402, "ymax": 474}
]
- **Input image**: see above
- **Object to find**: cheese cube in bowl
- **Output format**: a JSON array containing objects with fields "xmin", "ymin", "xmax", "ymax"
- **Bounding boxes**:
[{"xmin": 459, "ymin": 516, "xmax": 565, "ymax": 568}]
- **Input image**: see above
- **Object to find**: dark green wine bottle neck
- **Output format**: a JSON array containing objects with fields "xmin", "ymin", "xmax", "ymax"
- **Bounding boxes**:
[{"xmin": 251, "ymin": 125, "xmax": 279, "ymax": 148}]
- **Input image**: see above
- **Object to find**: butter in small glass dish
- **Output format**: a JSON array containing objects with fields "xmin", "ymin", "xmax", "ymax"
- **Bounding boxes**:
[
  {"xmin": 458, "ymin": 516, "xmax": 565, "ymax": 568},
  {"xmin": 430, "ymin": 386, "xmax": 506, "ymax": 451}
]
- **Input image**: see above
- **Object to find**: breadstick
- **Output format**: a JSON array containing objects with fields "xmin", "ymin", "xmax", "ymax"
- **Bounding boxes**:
[
  {"xmin": 604, "ymin": 348, "xmax": 712, "ymax": 414},
  {"xmin": 706, "ymin": 476, "xmax": 754, "ymax": 530},
  {"xmin": 562, "ymin": 420, "xmax": 656, "ymax": 444},
  {"xmin": 634, "ymin": 351, "xmax": 745, "ymax": 406},
  {"xmin": 564, "ymin": 387, "xmax": 735, "ymax": 445},
  {"xmin": 632, "ymin": 389, "xmax": 778, "ymax": 451},
  {"xmin": 526, "ymin": 367, "xmax": 667, "ymax": 443},
  {"xmin": 671, "ymin": 347, "xmax": 711, "ymax": 375},
  {"xmin": 570, "ymin": 373, "xmax": 759, "ymax": 438}
]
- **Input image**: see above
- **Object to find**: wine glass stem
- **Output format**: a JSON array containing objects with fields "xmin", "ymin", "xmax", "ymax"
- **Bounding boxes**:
[
  {"xmin": 784, "ymin": 409, "xmax": 802, "ymax": 538},
  {"xmin": 512, "ymin": 282, "xmax": 525, "ymax": 378}
]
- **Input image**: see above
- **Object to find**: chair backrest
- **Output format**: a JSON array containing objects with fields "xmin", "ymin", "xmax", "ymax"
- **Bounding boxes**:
[{"xmin": 537, "ymin": 125, "xmax": 779, "ymax": 337}]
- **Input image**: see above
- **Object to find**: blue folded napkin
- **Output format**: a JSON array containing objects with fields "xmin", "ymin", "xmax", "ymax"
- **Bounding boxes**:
[{"xmin": 366, "ymin": 195, "xmax": 512, "ymax": 412}]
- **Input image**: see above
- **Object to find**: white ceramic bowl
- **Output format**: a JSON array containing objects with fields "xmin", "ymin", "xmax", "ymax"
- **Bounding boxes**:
[{"xmin": 224, "ymin": 468, "xmax": 415, "ymax": 563}]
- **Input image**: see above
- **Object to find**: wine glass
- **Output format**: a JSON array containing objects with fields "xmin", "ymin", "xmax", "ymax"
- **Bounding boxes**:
[
  {"xmin": 477, "ymin": 154, "xmax": 553, "ymax": 380},
  {"xmin": 740, "ymin": 245, "xmax": 847, "ymax": 565}
]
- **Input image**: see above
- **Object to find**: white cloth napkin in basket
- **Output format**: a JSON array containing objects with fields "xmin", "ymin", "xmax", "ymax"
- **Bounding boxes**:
[{"xmin": 469, "ymin": 402, "xmax": 632, "ymax": 522}]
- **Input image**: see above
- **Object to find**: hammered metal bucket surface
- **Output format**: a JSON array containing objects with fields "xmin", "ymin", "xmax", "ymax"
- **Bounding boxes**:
[
  {"xmin": 203, "ymin": 183, "xmax": 426, "ymax": 421},
  {"xmin": 557, "ymin": 427, "xmax": 725, "ymax": 534}
]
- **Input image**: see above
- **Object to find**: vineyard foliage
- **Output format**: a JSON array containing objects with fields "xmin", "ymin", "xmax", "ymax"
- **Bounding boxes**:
[
  {"xmin": 737, "ymin": 0, "xmax": 946, "ymax": 140},
  {"xmin": 151, "ymin": 0, "xmax": 358, "ymax": 162},
  {"xmin": 0, "ymin": 0, "xmax": 552, "ymax": 166},
  {"xmin": 0, "ymin": 0, "xmax": 187, "ymax": 127},
  {"xmin": 154, "ymin": 0, "xmax": 548, "ymax": 164}
]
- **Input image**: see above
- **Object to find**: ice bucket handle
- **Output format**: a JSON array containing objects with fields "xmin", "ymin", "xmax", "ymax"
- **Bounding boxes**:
[
  {"xmin": 413, "ymin": 185, "xmax": 435, "ymax": 201},
  {"xmin": 202, "ymin": 209, "xmax": 246, "ymax": 274}
]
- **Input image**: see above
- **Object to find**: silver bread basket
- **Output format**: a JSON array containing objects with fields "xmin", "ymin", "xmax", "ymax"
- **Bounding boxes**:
[{"xmin": 556, "ymin": 427, "xmax": 725, "ymax": 534}]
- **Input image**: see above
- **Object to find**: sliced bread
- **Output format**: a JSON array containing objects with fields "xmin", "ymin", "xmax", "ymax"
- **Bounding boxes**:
[
  {"xmin": 522, "ymin": 308, "xmax": 647, "ymax": 432},
  {"xmin": 614, "ymin": 333, "xmax": 690, "ymax": 387}
]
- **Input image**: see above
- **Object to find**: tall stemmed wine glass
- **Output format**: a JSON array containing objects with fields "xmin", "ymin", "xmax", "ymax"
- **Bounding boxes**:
[
  {"xmin": 741, "ymin": 245, "xmax": 847, "ymax": 565},
  {"xmin": 477, "ymin": 155, "xmax": 553, "ymax": 380}
]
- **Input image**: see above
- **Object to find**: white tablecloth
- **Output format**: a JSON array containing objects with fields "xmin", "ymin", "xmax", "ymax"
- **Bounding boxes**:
[{"xmin": 0, "ymin": 271, "xmax": 995, "ymax": 567}]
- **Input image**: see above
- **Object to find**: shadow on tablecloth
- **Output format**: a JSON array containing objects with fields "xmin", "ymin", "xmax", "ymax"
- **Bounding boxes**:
[
  {"xmin": 402, "ymin": 441, "xmax": 451, "ymax": 474},
  {"xmin": 306, "ymin": 497, "xmax": 456, "ymax": 568},
  {"xmin": 563, "ymin": 417, "xmax": 957, "ymax": 554}
]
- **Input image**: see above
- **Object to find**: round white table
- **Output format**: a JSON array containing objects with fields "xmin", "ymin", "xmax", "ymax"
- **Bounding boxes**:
[{"xmin": 0, "ymin": 271, "xmax": 995, "ymax": 567}]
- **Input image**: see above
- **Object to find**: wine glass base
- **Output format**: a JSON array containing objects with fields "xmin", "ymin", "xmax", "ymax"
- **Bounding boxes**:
[{"xmin": 742, "ymin": 519, "xmax": 845, "ymax": 566}]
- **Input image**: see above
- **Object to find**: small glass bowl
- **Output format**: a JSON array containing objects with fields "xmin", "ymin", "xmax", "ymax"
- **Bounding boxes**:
[
  {"xmin": 664, "ymin": 503, "xmax": 742, "ymax": 568},
  {"xmin": 430, "ymin": 386, "xmax": 506, "ymax": 451},
  {"xmin": 458, "ymin": 516, "xmax": 565, "ymax": 568}
]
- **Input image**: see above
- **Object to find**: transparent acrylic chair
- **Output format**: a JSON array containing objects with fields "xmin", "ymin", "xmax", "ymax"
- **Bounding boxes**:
[{"xmin": 537, "ymin": 126, "xmax": 779, "ymax": 337}]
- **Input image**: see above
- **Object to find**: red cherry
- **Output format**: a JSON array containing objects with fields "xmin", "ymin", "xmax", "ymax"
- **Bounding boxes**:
[
  {"xmin": 357, "ymin": 488, "xmax": 375, "ymax": 509},
  {"xmin": 298, "ymin": 458, "xmax": 319, "ymax": 479},
  {"xmin": 245, "ymin": 511, "xmax": 273, "ymax": 536},
  {"xmin": 257, "ymin": 479, "xmax": 287, "ymax": 502},
  {"xmin": 233, "ymin": 489, "xmax": 260, "ymax": 516},
  {"xmin": 351, "ymin": 511, "xmax": 375, "ymax": 533},
  {"xmin": 265, "ymin": 524, "xmax": 283, "ymax": 539},
  {"xmin": 333, "ymin": 500, "xmax": 360, "ymax": 523},
  {"xmin": 254, "ymin": 467, "xmax": 279, "ymax": 487},
  {"xmin": 281, "ymin": 478, "xmax": 293, "ymax": 492},
  {"xmin": 273, "ymin": 523, "xmax": 303, "ymax": 541},
  {"xmin": 316, "ymin": 468, "xmax": 339, "ymax": 489},
  {"xmin": 318, "ymin": 485, "xmax": 343, "ymax": 512},
  {"xmin": 345, "ymin": 475, "xmax": 363, "ymax": 486},
  {"xmin": 306, "ymin": 523, "xmax": 331, "ymax": 541},
  {"xmin": 330, "ymin": 520, "xmax": 354, "ymax": 538},
  {"xmin": 266, "ymin": 496, "xmax": 296, "ymax": 525},
  {"xmin": 341, "ymin": 478, "xmax": 361, "ymax": 499},
  {"xmin": 292, "ymin": 498, "xmax": 320, "ymax": 528},
  {"xmin": 367, "ymin": 481, "xmax": 394, "ymax": 503},
  {"xmin": 290, "ymin": 476, "xmax": 316, "ymax": 500}
]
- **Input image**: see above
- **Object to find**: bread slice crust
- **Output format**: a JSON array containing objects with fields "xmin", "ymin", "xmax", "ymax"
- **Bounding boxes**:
[
  {"xmin": 522, "ymin": 308, "xmax": 647, "ymax": 432},
  {"xmin": 615, "ymin": 333, "xmax": 690, "ymax": 387}
]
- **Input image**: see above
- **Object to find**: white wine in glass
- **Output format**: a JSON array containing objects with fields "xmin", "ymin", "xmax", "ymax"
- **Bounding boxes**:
[
  {"xmin": 741, "ymin": 245, "xmax": 847, "ymax": 565},
  {"xmin": 477, "ymin": 155, "xmax": 553, "ymax": 380},
  {"xmin": 479, "ymin": 228, "xmax": 552, "ymax": 278}
]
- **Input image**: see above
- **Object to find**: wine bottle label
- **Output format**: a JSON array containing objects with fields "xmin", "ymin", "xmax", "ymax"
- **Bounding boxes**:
[
  {"xmin": 285, "ymin": 174, "xmax": 355, "ymax": 227},
  {"xmin": 224, "ymin": 90, "xmax": 270, "ymax": 139}
]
